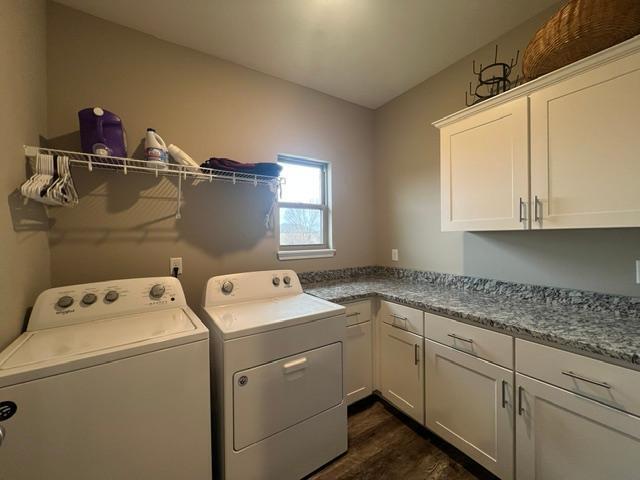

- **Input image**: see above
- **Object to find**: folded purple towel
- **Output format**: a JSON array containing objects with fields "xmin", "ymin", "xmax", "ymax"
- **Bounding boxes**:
[{"xmin": 201, "ymin": 158, "xmax": 282, "ymax": 177}]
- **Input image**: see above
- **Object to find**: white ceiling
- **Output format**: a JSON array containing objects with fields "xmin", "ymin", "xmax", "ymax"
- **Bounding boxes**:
[{"xmin": 54, "ymin": 0, "xmax": 558, "ymax": 109}]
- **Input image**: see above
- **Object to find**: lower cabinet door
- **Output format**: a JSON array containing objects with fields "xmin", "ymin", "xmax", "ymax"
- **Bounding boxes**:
[
  {"xmin": 516, "ymin": 373, "xmax": 640, "ymax": 480},
  {"xmin": 379, "ymin": 322, "xmax": 424, "ymax": 423},
  {"xmin": 425, "ymin": 340, "xmax": 514, "ymax": 480},
  {"xmin": 345, "ymin": 321, "xmax": 372, "ymax": 405}
]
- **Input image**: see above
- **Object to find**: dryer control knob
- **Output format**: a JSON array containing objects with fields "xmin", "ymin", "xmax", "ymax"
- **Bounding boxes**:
[
  {"xmin": 221, "ymin": 280, "xmax": 234, "ymax": 294},
  {"xmin": 150, "ymin": 284, "xmax": 166, "ymax": 299},
  {"xmin": 56, "ymin": 295, "xmax": 74, "ymax": 309},
  {"xmin": 283, "ymin": 275, "xmax": 291, "ymax": 285},
  {"xmin": 272, "ymin": 276, "xmax": 281, "ymax": 286},
  {"xmin": 104, "ymin": 290, "xmax": 119, "ymax": 303},
  {"xmin": 81, "ymin": 293, "xmax": 97, "ymax": 305}
]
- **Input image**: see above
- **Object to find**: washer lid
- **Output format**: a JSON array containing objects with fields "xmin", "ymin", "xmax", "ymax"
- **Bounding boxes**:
[
  {"xmin": 204, "ymin": 293, "xmax": 345, "ymax": 340},
  {"xmin": 0, "ymin": 308, "xmax": 200, "ymax": 374}
]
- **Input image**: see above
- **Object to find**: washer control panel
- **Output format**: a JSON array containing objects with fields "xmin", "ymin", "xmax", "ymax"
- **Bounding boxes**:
[
  {"xmin": 29, "ymin": 277, "xmax": 187, "ymax": 331},
  {"xmin": 205, "ymin": 270, "xmax": 302, "ymax": 307}
]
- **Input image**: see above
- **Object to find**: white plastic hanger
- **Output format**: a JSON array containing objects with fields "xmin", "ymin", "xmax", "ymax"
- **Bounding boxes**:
[{"xmin": 20, "ymin": 153, "xmax": 78, "ymax": 206}]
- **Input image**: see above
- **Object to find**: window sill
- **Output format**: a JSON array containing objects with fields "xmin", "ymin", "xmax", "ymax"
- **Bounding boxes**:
[{"xmin": 277, "ymin": 248, "xmax": 336, "ymax": 261}]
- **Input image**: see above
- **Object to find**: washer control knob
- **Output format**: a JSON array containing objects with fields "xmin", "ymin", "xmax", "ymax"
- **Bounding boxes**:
[
  {"xmin": 56, "ymin": 296, "xmax": 74, "ymax": 309},
  {"xmin": 283, "ymin": 275, "xmax": 291, "ymax": 285},
  {"xmin": 221, "ymin": 280, "xmax": 234, "ymax": 294},
  {"xmin": 81, "ymin": 293, "xmax": 97, "ymax": 306},
  {"xmin": 104, "ymin": 290, "xmax": 119, "ymax": 303},
  {"xmin": 272, "ymin": 276, "xmax": 281, "ymax": 286},
  {"xmin": 149, "ymin": 284, "xmax": 166, "ymax": 299}
]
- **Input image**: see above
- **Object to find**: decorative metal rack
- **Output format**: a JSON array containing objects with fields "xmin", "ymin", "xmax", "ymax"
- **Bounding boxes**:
[{"xmin": 23, "ymin": 145, "xmax": 282, "ymax": 219}]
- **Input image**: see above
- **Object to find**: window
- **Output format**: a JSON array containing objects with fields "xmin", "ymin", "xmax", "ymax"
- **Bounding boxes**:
[{"xmin": 277, "ymin": 155, "xmax": 334, "ymax": 260}]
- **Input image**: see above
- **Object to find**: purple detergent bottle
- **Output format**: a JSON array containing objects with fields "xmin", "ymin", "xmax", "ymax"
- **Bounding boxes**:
[{"xmin": 78, "ymin": 107, "xmax": 127, "ymax": 157}]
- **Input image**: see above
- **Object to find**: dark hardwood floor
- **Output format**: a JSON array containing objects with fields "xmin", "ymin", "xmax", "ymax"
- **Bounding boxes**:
[{"xmin": 308, "ymin": 397, "xmax": 498, "ymax": 480}]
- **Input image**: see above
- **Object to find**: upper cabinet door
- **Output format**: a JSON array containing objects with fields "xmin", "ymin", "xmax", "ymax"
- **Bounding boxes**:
[
  {"xmin": 530, "ymin": 50, "xmax": 640, "ymax": 229},
  {"xmin": 440, "ymin": 97, "xmax": 529, "ymax": 231}
]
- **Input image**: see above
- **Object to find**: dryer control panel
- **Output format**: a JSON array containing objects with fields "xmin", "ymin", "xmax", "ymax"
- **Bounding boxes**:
[
  {"xmin": 28, "ymin": 277, "xmax": 187, "ymax": 331},
  {"xmin": 203, "ymin": 270, "xmax": 302, "ymax": 307}
]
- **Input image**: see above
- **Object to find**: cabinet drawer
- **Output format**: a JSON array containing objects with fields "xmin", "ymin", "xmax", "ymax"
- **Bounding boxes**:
[
  {"xmin": 379, "ymin": 300, "xmax": 423, "ymax": 336},
  {"xmin": 344, "ymin": 300, "xmax": 372, "ymax": 326},
  {"xmin": 516, "ymin": 339, "xmax": 640, "ymax": 417},
  {"xmin": 425, "ymin": 313, "xmax": 513, "ymax": 369}
]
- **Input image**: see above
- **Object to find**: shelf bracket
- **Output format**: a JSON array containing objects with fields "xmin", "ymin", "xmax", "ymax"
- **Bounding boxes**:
[
  {"xmin": 175, "ymin": 173, "xmax": 183, "ymax": 220},
  {"xmin": 23, "ymin": 145, "xmax": 39, "ymax": 158}
]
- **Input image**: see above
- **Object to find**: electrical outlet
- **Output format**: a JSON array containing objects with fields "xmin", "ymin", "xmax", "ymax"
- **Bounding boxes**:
[
  {"xmin": 636, "ymin": 260, "xmax": 640, "ymax": 284},
  {"xmin": 170, "ymin": 257, "xmax": 183, "ymax": 277},
  {"xmin": 391, "ymin": 249, "xmax": 399, "ymax": 262}
]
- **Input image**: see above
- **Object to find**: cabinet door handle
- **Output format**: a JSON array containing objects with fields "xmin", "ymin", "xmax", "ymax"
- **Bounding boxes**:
[
  {"xmin": 519, "ymin": 197, "xmax": 526, "ymax": 223},
  {"xmin": 447, "ymin": 333, "xmax": 473, "ymax": 344},
  {"xmin": 501, "ymin": 380, "xmax": 508, "ymax": 409},
  {"xmin": 390, "ymin": 313, "xmax": 408, "ymax": 321},
  {"xmin": 518, "ymin": 386, "xmax": 525, "ymax": 415},
  {"xmin": 562, "ymin": 370, "xmax": 611, "ymax": 390},
  {"xmin": 414, "ymin": 344, "xmax": 420, "ymax": 365},
  {"xmin": 346, "ymin": 312, "xmax": 360, "ymax": 318},
  {"xmin": 534, "ymin": 195, "xmax": 541, "ymax": 223}
]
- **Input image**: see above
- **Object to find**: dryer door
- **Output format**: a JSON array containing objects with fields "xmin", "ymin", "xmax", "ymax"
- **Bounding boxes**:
[{"xmin": 233, "ymin": 342, "xmax": 343, "ymax": 450}]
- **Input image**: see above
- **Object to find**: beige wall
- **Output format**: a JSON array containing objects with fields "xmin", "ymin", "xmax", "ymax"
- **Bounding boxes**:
[
  {"xmin": 46, "ymin": 4, "xmax": 376, "ymax": 306},
  {"xmin": 374, "ymin": 3, "xmax": 640, "ymax": 297},
  {"xmin": 0, "ymin": 0, "xmax": 51, "ymax": 348}
]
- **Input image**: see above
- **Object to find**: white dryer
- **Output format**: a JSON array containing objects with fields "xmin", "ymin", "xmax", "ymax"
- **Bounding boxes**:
[
  {"xmin": 0, "ymin": 277, "xmax": 212, "ymax": 480},
  {"xmin": 201, "ymin": 270, "xmax": 347, "ymax": 480}
]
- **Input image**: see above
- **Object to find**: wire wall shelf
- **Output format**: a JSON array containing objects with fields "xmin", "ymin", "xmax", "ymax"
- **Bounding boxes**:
[
  {"xmin": 23, "ymin": 145, "xmax": 282, "ymax": 220},
  {"xmin": 23, "ymin": 146, "xmax": 282, "ymax": 188}
]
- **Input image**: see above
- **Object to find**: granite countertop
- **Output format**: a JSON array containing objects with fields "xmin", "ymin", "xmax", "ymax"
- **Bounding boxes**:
[{"xmin": 303, "ymin": 276, "xmax": 640, "ymax": 369}]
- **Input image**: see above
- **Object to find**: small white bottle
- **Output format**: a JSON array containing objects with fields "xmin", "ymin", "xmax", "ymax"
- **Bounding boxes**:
[{"xmin": 144, "ymin": 128, "xmax": 169, "ymax": 169}]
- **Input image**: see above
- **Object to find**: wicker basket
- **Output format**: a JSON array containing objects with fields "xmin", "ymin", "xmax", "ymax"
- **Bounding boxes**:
[{"xmin": 522, "ymin": 0, "xmax": 640, "ymax": 80}]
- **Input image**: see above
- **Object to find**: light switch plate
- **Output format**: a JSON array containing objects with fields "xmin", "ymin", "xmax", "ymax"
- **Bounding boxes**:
[
  {"xmin": 391, "ymin": 249, "xmax": 399, "ymax": 262},
  {"xmin": 636, "ymin": 260, "xmax": 640, "ymax": 284}
]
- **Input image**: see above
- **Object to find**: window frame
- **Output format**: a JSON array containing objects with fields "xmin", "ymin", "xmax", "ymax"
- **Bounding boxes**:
[{"xmin": 276, "ymin": 155, "xmax": 335, "ymax": 260}]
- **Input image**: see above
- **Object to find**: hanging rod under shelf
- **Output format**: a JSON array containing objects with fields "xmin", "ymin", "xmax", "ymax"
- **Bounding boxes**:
[{"xmin": 23, "ymin": 145, "xmax": 283, "ymax": 189}]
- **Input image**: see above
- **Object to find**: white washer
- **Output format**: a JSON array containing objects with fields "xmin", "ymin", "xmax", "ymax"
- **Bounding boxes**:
[
  {"xmin": 201, "ymin": 270, "xmax": 347, "ymax": 480},
  {"xmin": 0, "ymin": 277, "xmax": 212, "ymax": 480}
]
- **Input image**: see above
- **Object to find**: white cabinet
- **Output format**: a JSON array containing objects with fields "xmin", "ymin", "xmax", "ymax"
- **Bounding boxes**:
[
  {"xmin": 378, "ymin": 321, "xmax": 424, "ymax": 423},
  {"xmin": 435, "ymin": 36, "xmax": 640, "ymax": 232},
  {"xmin": 515, "ymin": 373, "xmax": 640, "ymax": 480},
  {"xmin": 530, "ymin": 48, "xmax": 640, "ymax": 229},
  {"xmin": 345, "ymin": 320, "xmax": 372, "ymax": 405},
  {"xmin": 439, "ymin": 97, "xmax": 529, "ymax": 231},
  {"xmin": 425, "ymin": 339, "xmax": 514, "ymax": 480}
]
